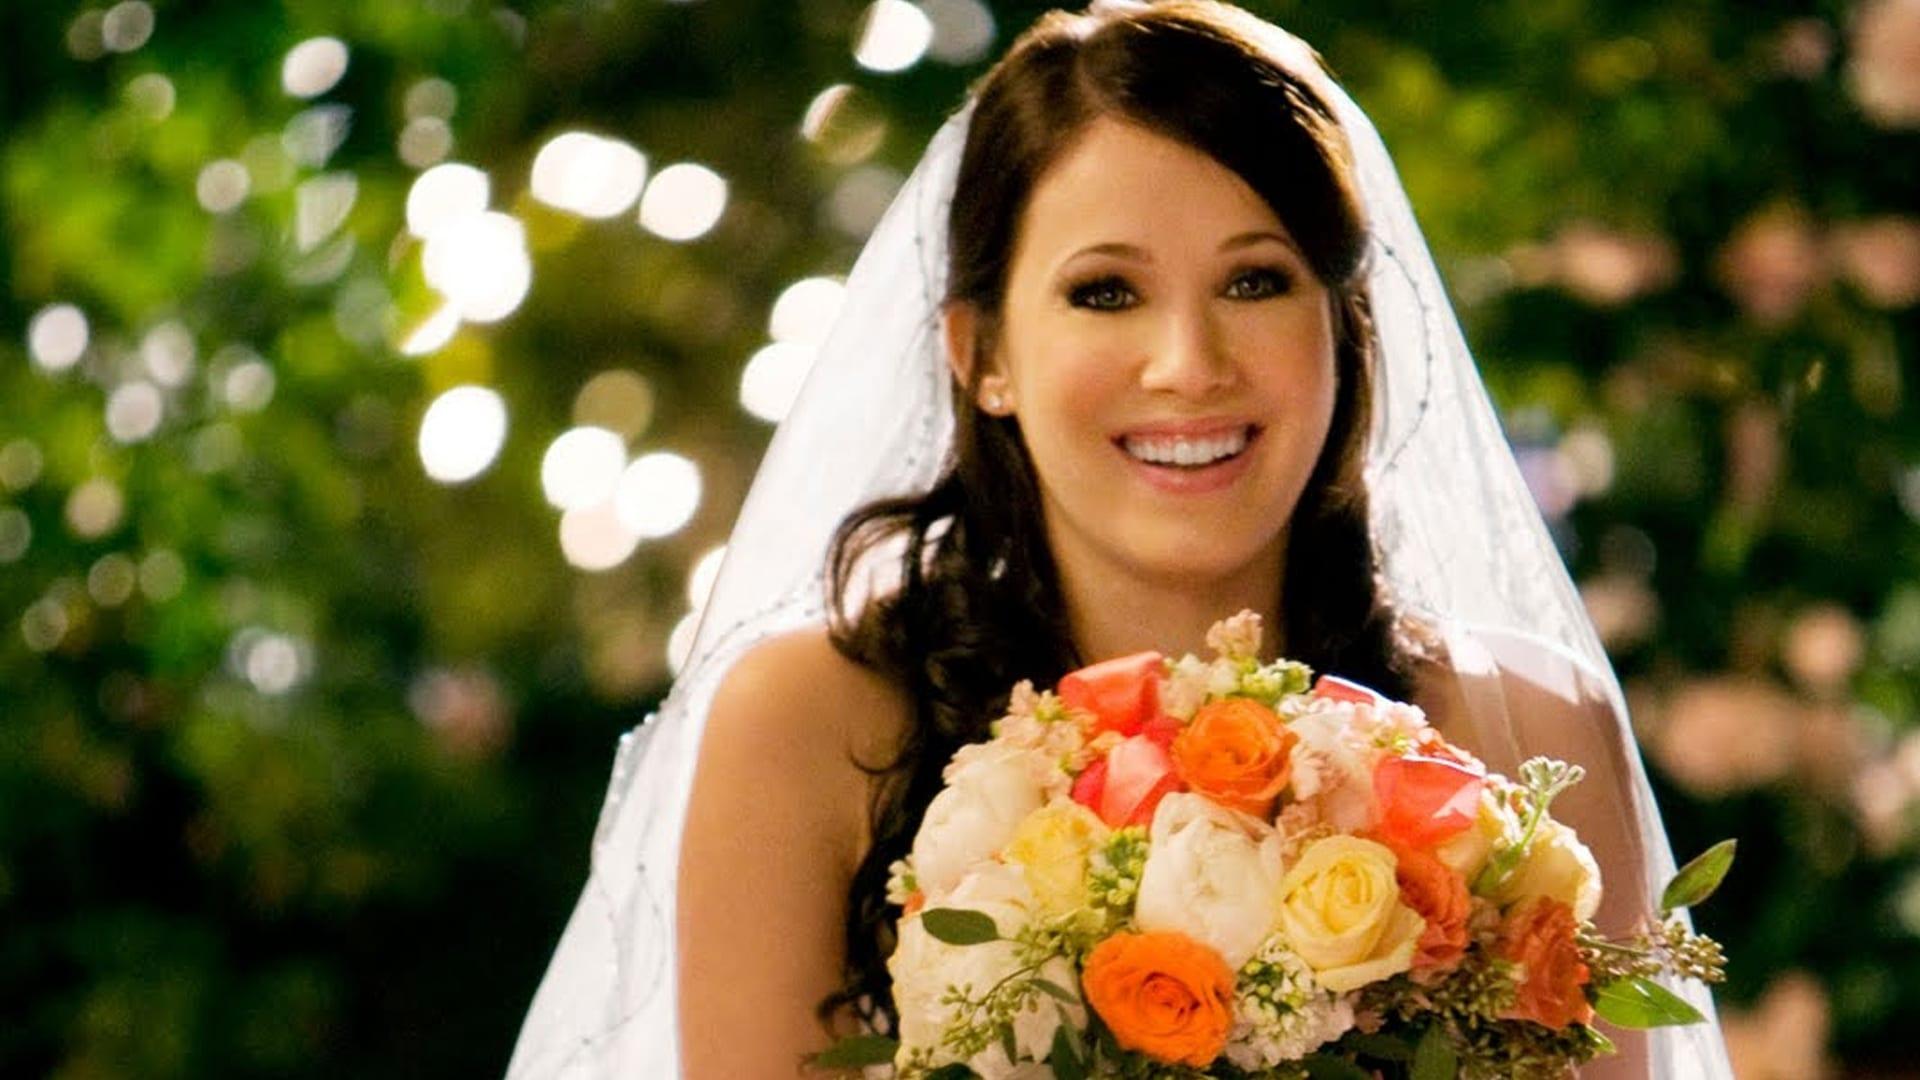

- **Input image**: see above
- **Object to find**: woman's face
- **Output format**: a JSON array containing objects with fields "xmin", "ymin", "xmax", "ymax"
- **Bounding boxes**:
[{"xmin": 969, "ymin": 115, "xmax": 1339, "ymax": 589}]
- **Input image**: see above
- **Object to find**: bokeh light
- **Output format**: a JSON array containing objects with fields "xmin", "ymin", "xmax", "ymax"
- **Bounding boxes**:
[
  {"xmin": 21, "ymin": 596, "xmax": 69, "ymax": 653},
  {"xmin": 399, "ymin": 304, "xmax": 462, "ymax": 357},
  {"xmin": 101, "ymin": 1, "xmax": 155, "ymax": 54},
  {"xmin": 828, "ymin": 164, "xmax": 903, "ymax": 237},
  {"xmin": 923, "ymin": 0, "xmax": 996, "ymax": 63},
  {"xmin": 106, "ymin": 381, "xmax": 165, "ymax": 444},
  {"xmin": 422, "ymin": 211, "xmax": 532, "ymax": 323},
  {"xmin": 0, "ymin": 508, "xmax": 30, "ymax": 564},
  {"xmin": 141, "ymin": 321, "xmax": 196, "ymax": 387},
  {"xmin": 88, "ymin": 553, "xmax": 137, "ymax": 607},
  {"xmin": 283, "ymin": 37, "xmax": 350, "ymax": 98},
  {"xmin": 66, "ymin": 479, "xmax": 125, "ymax": 539},
  {"xmin": 0, "ymin": 440, "xmax": 43, "ymax": 491},
  {"xmin": 138, "ymin": 549, "xmax": 185, "ymax": 601},
  {"xmin": 282, "ymin": 104, "xmax": 352, "ymax": 169},
  {"xmin": 222, "ymin": 355, "xmax": 277, "ymax": 413},
  {"xmin": 801, "ymin": 84, "xmax": 888, "ymax": 165},
  {"xmin": 854, "ymin": 0, "xmax": 934, "ymax": 73},
  {"xmin": 637, "ymin": 163, "xmax": 728, "ymax": 242},
  {"xmin": 27, "ymin": 303, "xmax": 89, "ymax": 373},
  {"xmin": 399, "ymin": 117, "xmax": 454, "ymax": 169},
  {"xmin": 125, "ymin": 73, "xmax": 175, "ymax": 120},
  {"xmin": 540, "ymin": 426, "xmax": 628, "ymax": 511},
  {"xmin": 417, "ymin": 385, "xmax": 509, "ymax": 485},
  {"xmin": 739, "ymin": 342, "xmax": 815, "ymax": 424},
  {"xmin": 295, "ymin": 173, "xmax": 358, "ymax": 251},
  {"xmin": 666, "ymin": 610, "xmax": 701, "ymax": 675},
  {"xmin": 572, "ymin": 369, "xmax": 655, "ymax": 439},
  {"xmin": 687, "ymin": 545, "xmax": 727, "ymax": 607},
  {"xmin": 613, "ymin": 451, "xmax": 701, "ymax": 539},
  {"xmin": 405, "ymin": 77, "xmax": 458, "ymax": 119},
  {"xmin": 196, "ymin": 159, "xmax": 251, "ymax": 213},
  {"xmin": 531, "ymin": 131, "xmax": 648, "ymax": 219},
  {"xmin": 769, "ymin": 276, "xmax": 847, "ymax": 345},
  {"xmin": 558, "ymin": 500, "xmax": 641, "ymax": 572}
]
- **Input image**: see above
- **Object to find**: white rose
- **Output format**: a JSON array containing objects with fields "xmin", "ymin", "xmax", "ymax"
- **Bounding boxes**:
[
  {"xmin": 913, "ymin": 743, "xmax": 1050, "ymax": 900},
  {"xmin": 1286, "ymin": 710, "xmax": 1377, "ymax": 833},
  {"xmin": 889, "ymin": 864, "xmax": 1082, "ymax": 1077},
  {"xmin": 1133, "ymin": 792, "xmax": 1285, "ymax": 971},
  {"xmin": 1494, "ymin": 817, "xmax": 1603, "ymax": 921}
]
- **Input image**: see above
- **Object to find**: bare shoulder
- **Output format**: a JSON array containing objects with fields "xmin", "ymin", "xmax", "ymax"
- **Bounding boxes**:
[
  {"xmin": 708, "ymin": 624, "xmax": 912, "ymax": 768},
  {"xmin": 695, "ymin": 624, "xmax": 912, "ymax": 866},
  {"xmin": 679, "ymin": 627, "xmax": 912, "ymax": 1072}
]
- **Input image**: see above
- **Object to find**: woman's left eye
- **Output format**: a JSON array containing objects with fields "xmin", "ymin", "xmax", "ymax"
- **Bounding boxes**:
[{"xmin": 1225, "ymin": 267, "xmax": 1292, "ymax": 300}]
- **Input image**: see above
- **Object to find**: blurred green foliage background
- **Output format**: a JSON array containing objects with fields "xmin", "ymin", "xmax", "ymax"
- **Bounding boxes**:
[{"xmin": 1, "ymin": 0, "xmax": 1916, "ymax": 1076}]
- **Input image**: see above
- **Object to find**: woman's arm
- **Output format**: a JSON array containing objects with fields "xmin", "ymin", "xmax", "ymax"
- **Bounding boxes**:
[
  {"xmin": 1481, "ymin": 633, "xmax": 1657, "ymax": 1079},
  {"xmin": 677, "ymin": 627, "xmax": 908, "ymax": 1078},
  {"xmin": 1416, "ymin": 629, "xmax": 1656, "ymax": 1078}
]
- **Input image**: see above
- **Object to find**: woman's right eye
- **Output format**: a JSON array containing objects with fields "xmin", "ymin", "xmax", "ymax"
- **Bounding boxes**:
[{"xmin": 1067, "ymin": 276, "xmax": 1137, "ymax": 311}]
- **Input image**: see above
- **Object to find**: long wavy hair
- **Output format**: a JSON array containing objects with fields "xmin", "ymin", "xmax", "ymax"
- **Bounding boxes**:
[{"xmin": 819, "ymin": 0, "xmax": 1421, "ymax": 1031}]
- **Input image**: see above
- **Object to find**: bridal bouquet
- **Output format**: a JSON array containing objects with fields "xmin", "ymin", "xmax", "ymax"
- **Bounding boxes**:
[{"xmin": 815, "ymin": 612, "xmax": 1732, "ymax": 1079}]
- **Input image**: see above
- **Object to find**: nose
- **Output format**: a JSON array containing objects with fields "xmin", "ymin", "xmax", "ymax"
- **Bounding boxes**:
[{"xmin": 1137, "ymin": 299, "xmax": 1236, "ymax": 399}]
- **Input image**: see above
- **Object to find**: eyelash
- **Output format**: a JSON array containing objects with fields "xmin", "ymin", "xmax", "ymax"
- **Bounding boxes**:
[{"xmin": 1066, "ymin": 266, "xmax": 1294, "ymax": 311}]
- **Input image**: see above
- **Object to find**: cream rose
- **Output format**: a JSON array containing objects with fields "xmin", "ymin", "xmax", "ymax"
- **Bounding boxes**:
[
  {"xmin": 889, "ymin": 864, "xmax": 1083, "ymax": 1077},
  {"xmin": 1278, "ymin": 835, "xmax": 1425, "ymax": 992},
  {"xmin": 1004, "ymin": 800, "xmax": 1110, "ymax": 916},
  {"xmin": 1133, "ymin": 793, "xmax": 1285, "ymax": 971},
  {"xmin": 1493, "ymin": 818, "xmax": 1602, "ymax": 921},
  {"xmin": 912, "ymin": 743, "xmax": 1050, "ymax": 900},
  {"xmin": 1434, "ymin": 788, "xmax": 1516, "ymax": 882}
]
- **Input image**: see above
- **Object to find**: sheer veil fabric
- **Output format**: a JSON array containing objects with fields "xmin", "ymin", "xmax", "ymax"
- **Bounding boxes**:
[{"xmin": 506, "ymin": 10, "xmax": 1731, "ymax": 1077}]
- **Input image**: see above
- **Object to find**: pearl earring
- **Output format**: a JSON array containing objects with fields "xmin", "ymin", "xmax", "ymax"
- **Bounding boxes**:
[{"xmin": 983, "ymin": 391, "xmax": 1005, "ymax": 412}]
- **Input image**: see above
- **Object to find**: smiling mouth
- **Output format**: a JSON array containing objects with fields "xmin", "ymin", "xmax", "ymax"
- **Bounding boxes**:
[{"xmin": 1116, "ymin": 425, "xmax": 1261, "ymax": 468}]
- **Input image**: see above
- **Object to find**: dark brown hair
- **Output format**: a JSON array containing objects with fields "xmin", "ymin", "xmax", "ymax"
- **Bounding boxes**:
[{"xmin": 820, "ymin": 0, "xmax": 1415, "ymax": 1031}]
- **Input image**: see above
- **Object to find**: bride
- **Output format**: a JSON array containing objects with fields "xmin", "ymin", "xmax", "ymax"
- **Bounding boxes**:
[{"xmin": 508, "ymin": 2, "xmax": 1732, "ymax": 1076}]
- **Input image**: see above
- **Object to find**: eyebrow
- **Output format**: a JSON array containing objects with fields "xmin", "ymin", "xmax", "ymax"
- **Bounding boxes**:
[{"xmin": 1057, "ymin": 230, "xmax": 1302, "ymax": 269}]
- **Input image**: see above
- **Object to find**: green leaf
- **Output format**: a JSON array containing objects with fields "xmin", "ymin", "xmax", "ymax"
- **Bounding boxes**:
[
  {"xmin": 807, "ymin": 1034, "xmax": 899, "ymax": 1068},
  {"xmin": 999, "ymin": 1023, "xmax": 1018, "ymax": 1066},
  {"xmin": 1342, "ymin": 1031, "xmax": 1414, "ymax": 1061},
  {"xmin": 1412, "ymin": 1025, "xmax": 1459, "ymax": 1080},
  {"xmin": 921, "ymin": 907, "xmax": 1000, "ymax": 945},
  {"xmin": 1303, "ymin": 1054, "xmax": 1373, "ymax": 1080},
  {"xmin": 1050, "ymin": 1026, "xmax": 1086, "ymax": 1080},
  {"xmin": 1592, "ymin": 976, "xmax": 1707, "ymax": 1029},
  {"xmin": 1660, "ymin": 839, "xmax": 1737, "ymax": 914},
  {"xmin": 1033, "ymin": 977, "xmax": 1080, "ymax": 1004}
]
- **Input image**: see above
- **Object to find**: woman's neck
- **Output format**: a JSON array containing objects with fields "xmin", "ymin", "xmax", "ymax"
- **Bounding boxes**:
[{"xmin": 1051, "ymin": 534, "xmax": 1289, "ymax": 665}]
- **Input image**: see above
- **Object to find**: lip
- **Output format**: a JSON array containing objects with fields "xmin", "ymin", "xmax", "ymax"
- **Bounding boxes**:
[
  {"xmin": 1112, "ymin": 422, "xmax": 1263, "ymax": 495},
  {"xmin": 1113, "ymin": 417, "xmax": 1259, "ymax": 440}
]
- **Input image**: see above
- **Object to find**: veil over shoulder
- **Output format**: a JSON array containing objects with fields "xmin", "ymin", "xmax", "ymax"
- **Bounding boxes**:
[{"xmin": 506, "ymin": 10, "xmax": 1731, "ymax": 1077}]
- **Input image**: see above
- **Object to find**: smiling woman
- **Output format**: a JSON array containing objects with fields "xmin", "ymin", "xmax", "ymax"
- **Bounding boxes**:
[{"xmin": 508, "ymin": 3, "xmax": 1731, "ymax": 1077}]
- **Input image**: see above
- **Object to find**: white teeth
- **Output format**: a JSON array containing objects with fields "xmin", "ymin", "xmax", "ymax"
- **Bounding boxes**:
[{"xmin": 1122, "ymin": 427, "xmax": 1251, "ymax": 467}]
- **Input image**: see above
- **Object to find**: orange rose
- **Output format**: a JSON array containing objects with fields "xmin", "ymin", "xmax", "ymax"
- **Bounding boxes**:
[
  {"xmin": 1170, "ymin": 698, "xmax": 1297, "ymax": 818},
  {"xmin": 1082, "ymin": 931, "xmax": 1235, "ymax": 1066},
  {"xmin": 1381, "ymin": 840, "xmax": 1471, "ymax": 976},
  {"xmin": 1497, "ymin": 897, "xmax": 1595, "ymax": 1030}
]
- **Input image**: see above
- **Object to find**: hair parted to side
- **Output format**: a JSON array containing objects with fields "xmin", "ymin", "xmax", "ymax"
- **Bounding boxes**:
[{"xmin": 820, "ymin": 0, "xmax": 1422, "ymax": 1032}]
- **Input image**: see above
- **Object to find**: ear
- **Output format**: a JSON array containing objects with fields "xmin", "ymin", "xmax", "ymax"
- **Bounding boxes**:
[{"xmin": 942, "ymin": 301, "xmax": 1013, "ymax": 416}]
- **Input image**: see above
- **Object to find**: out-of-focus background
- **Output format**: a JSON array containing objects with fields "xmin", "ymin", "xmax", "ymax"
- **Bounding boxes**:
[{"xmin": 1, "ymin": 0, "xmax": 1915, "ymax": 1075}]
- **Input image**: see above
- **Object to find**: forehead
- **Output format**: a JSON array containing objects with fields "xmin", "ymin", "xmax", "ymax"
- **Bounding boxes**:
[{"xmin": 1015, "ymin": 116, "xmax": 1286, "ymax": 262}]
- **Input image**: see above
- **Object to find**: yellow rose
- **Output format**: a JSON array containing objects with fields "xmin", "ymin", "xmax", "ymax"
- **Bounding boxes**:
[
  {"xmin": 1004, "ymin": 800, "xmax": 1110, "ymax": 916},
  {"xmin": 1493, "ymin": 818, "xmax": 1602, "ymax": 922},
  {"xmin": 1278, "ymin": 835, "xmax": 1425, "ymax": 992},
  {"xmin": 1434, "ymin": 789, "xmax": 1514, "ymax": 882}
]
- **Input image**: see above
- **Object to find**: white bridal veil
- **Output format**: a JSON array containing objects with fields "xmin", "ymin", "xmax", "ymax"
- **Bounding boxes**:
[{"xmin": 507, "ymin": 4, "xmax": 1731, "ymax": 1076}]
